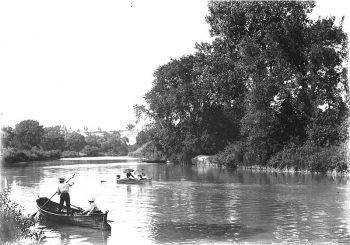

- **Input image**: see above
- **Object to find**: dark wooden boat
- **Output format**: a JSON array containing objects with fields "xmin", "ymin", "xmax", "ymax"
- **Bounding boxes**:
[
  {"xmin": 36, "ymin": 197, "xmax": 111, "ymax": 230},
  {"xmin": 141, "ymin": 159, "xmax": 167, "ymax": 164},
  {"xmin": 116, "ymin": 177, "xmax": 152, "ymax": 184}
]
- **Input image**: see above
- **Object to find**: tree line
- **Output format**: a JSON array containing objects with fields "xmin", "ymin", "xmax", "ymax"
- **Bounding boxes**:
[
  {"xmin": 135, "ymin": 1, "xmax": 348, "ymax": 173},
  {"xmin": 1, "ymin": 119, "xmax": 130, "ymax": 164}
]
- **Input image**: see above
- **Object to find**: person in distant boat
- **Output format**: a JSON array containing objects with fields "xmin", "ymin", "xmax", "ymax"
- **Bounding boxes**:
[
  {"xmin": 126, "ymin": 172, "xmax": 134, "ymax": 179},
  {"xmin": 57, "ymin": 177, "xmax": 74, "ymax": 215},
  {"xmin": 141, "ymin": 172, "xmax": 148, "ymax": 179},
  {"xmin": 81, "ymin": 197, "xmax": 101, "ymax": 215}
]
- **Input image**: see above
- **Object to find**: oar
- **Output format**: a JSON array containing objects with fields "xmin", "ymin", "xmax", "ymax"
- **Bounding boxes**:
[
  {"xmin": 31, "ymin": 173, "xmax": 76, "ymax": 219},
  {"xmin": 70, "ymin": 203, "xmax": 84, "ymax": 211}
]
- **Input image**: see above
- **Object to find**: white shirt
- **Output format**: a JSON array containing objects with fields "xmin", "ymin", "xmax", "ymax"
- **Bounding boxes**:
[
  {"xmin": 83, "ymin": 202, "xmax": 100, "ymax": 215},
  {"xmin": 57, "ymin": 182, "xmax": 74, "ymax": 194}
]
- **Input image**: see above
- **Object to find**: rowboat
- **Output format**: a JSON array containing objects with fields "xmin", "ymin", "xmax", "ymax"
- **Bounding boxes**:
[
  {"xmin": 141, "ymin": 159, "xmax": 167, "ymax": 163},
  {"xmin": 36, "ymin": 197, "xmax": 111, "ymax": 230},
  {"xmin": 116, "ymin": 177, "xmax": 152, "ymax": 184}
]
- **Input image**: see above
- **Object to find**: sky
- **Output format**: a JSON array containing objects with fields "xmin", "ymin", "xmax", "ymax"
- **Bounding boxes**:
[{"xmin": 0, "ymin": 0, "xmax": 349, "ymax": 132}]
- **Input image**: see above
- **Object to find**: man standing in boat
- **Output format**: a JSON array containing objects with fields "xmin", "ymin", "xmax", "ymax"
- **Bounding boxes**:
[{"xmin": 57, "ymin": 177, "xmax": 74, "ymax": 215}]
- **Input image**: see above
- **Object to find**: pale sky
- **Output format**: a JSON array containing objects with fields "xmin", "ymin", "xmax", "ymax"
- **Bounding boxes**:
[{"xmin": 0, "ymin": 0, "xmax": 348, "ymax": 131}]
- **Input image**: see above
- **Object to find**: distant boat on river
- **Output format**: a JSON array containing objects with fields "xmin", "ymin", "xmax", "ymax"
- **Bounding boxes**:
[
  {"xmin": 116, "ymin": 177, "xmax": 152, "ymax": 184},
  {"xmin": 141, "ymin": 159, "xmax": 167, "ymax": 164}
]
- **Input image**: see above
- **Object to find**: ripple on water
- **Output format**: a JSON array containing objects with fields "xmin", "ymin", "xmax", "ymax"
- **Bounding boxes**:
[{"xmin": 3, "ymin": 161, "xmax": 350, "ymax": 244}]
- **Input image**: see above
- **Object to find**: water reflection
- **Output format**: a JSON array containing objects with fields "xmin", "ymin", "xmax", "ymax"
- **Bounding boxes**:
[
  {"xmin": 1, "ymin": 159, "xmax": 350, "ymax": 244},
  {"xmin": 37, "ymin": 220, "xmax": 111, "ymax": 245},
  {"xmin": 150, "ymin": 222, "xmax": 264, "ymax": 244}
]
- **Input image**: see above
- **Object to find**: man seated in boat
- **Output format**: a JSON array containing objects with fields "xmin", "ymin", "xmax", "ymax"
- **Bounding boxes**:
[
  {"xmin": 140, "ymin": 172, "xmax": 149, "ymax": 179},
  {"xmin": 57, "ymin": 177, "xmax": 74, "ymax": 215},
  {"xmin": 80, "ymin": 197, "xmax": 102, "ymax": 215},
  {"xmin": 136, "ymin": 172, "xmax": 148, "ymax": 180}
]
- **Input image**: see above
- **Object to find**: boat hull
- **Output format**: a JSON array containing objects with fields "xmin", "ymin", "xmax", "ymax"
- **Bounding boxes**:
[
  {"xmin": 36, "ymin": 197, "xmax": 111, "ymax": 231},
  {"xmin": 116, "ymin": 178, "xmax": 152, "ymax": 184},
  {"xmin": 141, "ymin": 159, "xmax": 166, "ymax": 163}
]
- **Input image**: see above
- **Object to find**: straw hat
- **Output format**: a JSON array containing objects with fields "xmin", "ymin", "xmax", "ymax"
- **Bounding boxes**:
[{"xmin": 88, "ymin": 197, "xmax": 95, "ymax": 202}]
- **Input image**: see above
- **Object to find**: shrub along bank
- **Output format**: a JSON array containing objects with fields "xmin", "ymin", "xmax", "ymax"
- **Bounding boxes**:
[
  {"xmin": 1, "ymin": 147, "xmax": 61, "ymax": 164},
  {"xmin": 0, "ymin": 189, "xmax": 44, "ymax": 244},
  {"xmin": 212, "ymin": 142, "xmax": 348, "ymax": 174}
]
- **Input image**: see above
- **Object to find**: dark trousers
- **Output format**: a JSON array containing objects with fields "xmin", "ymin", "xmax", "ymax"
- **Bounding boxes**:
[{"xmin": 59, "ymin": 192, "xmax": 70, "ymax": 215}]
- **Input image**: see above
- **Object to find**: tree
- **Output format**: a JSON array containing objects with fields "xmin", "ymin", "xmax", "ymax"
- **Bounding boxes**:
[
  {"xmin": 64, "ymin": 132, "xmax": 86, "ymax": 152},
  {"xmin": 136, "ymin": 130, "xmax": 151, "ymax": 146},
  {"xmin": 41, "ymin": 126, "xmax": 65, "ymax": 151},
  {"xmin": 140, "ymin": 36, "xmax": 246, "ymax": 160},
  {"xmin": 13, "ymin": 120, "xmax": 44, "ymax": 150},
  {"xmin": 1, "ymin": 127, "xmax": 14, "ymax": 148},
  {"xmin": 82, "ymin": 145, "xmax": 99, "ymax": 156},
  {"xmin": 206, "ymin": 1, "xmax": 347, "ymax": 164},
  {"xmin": 100, "ymin": 131, "xmax": 127, "ymax": 155},
  {"xmin": 126, "ymin": 124, "xmax": 135, "ymax": 131},
  {"xmin": 136, "ymin": 1, "xmax": 348, "ymax": 165},
  {"xmin": 85, "ymin": 133, "xmax": 101, "ymax": 148}
]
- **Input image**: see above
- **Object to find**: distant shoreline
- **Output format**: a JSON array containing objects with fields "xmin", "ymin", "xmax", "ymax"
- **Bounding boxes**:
[{"xmin": 1, "ymin": 155, "xmax": 166, "ymax": 167}]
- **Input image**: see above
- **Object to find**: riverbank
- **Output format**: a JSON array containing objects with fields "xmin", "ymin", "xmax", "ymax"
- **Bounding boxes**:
[
  {"xmin": 239, "ymin": 165, "xmax": 350, "ymax": 177},
  {"xmin": 1, "ymin": 147, "xmax": 134, "ymax": 166},
  {"xmin": 1, "ymin": 147, "xmax": 61, "ymax": 165},
  {"xmin": 192, "ymin": 154, "xmax": 350, "ymax": 176}
]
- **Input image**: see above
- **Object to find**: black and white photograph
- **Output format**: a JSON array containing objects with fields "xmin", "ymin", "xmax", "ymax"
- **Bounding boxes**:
[{"xmin": 0, "ymin": 0, "xmax": 349, "ymax": 244}]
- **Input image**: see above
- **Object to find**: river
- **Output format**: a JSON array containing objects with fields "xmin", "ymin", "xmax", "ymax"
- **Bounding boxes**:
[{"xmin": 1, "ymin": 157, "xmax": 350, "ymax": 244}]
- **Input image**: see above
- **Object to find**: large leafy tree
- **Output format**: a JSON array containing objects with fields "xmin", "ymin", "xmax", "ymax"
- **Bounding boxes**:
[
  {"xmin": 207, "ymin": 1, "xmax": 347, "ymax": 164},
  {"xmin": 1, "ymin": 127, "xmax": 14, "ymax": 148},
  {"xmin": 100, "ymin": 131, "xmax": 122, "ymax": 153},
  {"xmin": 41, "ymin": 126, "xmax": 65, "ymax": 151},
  {"xmin": 13, "ymin": 120, "xmax": 44, "ymax": 150},
  {"xmin": 64, "ymin": 132, "xmax": 86, "ymax": 152},
  {"xmin": 137, "ymin": 1, "xmax": 347, "ymax": 164},
  {"xmin": 85, "ymin": 133, "xmax": 102, "ymax": 148},
  {"xmin": 142, "ymin": 49, "xmax": 245, "ymax": 160}
]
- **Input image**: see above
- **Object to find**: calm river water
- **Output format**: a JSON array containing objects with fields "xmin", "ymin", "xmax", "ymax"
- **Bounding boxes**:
[{"xmin": 1, "ymin": 157, "xmax": 350, "ymax": 244}]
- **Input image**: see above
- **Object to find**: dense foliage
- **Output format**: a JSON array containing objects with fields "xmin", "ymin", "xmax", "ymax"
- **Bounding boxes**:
[
  {"xmin": 129, "ymin": 126, "xmax": 166, "ymax": 160},
  {"xmin": 0, "ymin": 189, "xmax": 43, "ymax": 243},
  {"xmin": 135, "ymin": 1, "xmax": 348, "ymax": 172},
  {"xmin": 1, "ymin": 120, "xmax": 130, "ymax": 164}
]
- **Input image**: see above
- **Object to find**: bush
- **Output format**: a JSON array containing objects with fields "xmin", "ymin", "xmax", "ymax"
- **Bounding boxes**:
[
  {"xmin": 329, "ymin": 144, "xmax": 348, "ymax": 172},
  {"xmin": 128, "ymin": 141, "xmax": 166, "ymax": 160},
  {"xmin": 307, "ymin": 151, "xmax": 330, "ymax": 174},
  {"xmin": 61, "ymin": 150, "xmax": 80, "ymax": 158},
  {"xmin": 267, "ymin": 143, "xmax": 349, "ymax": 173},
  {"xmin": 81, "ymin": 145, "xmax": 99, "ymax": 157},
  {"xmin": 1, "ymin": 148, "xmax": 28, "ymax": 163},
  {"xmin": 0, "ymin": 189, "xmax": 34, "ymax": 243},
  {"xmin": 213, "ymin": 142, "xmax": 243, "ymax": 167},
  {"xmin": 1, "ymin": 147, "xmax": 61, "ymax": 164}
]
